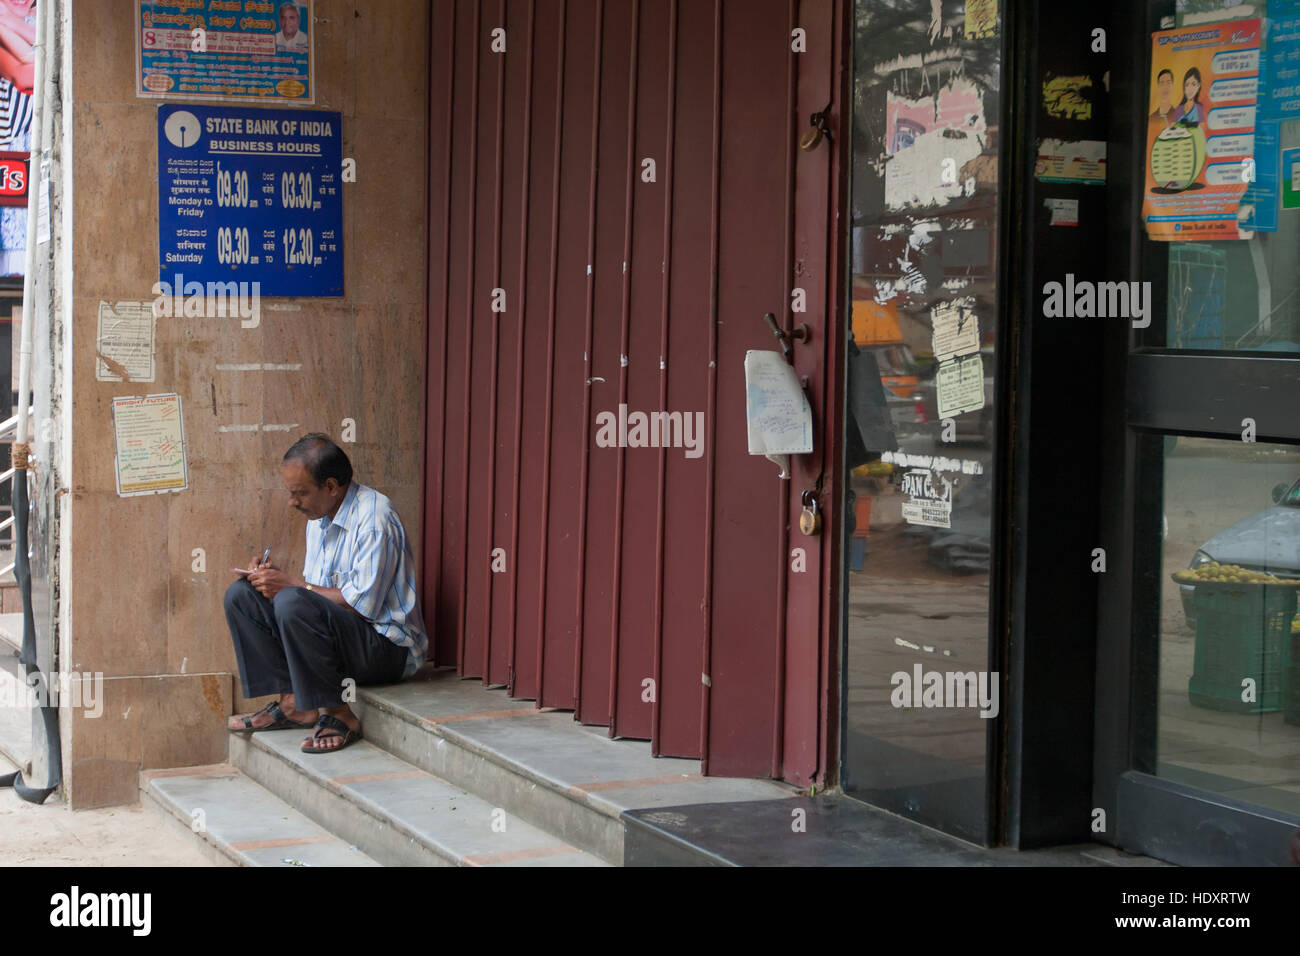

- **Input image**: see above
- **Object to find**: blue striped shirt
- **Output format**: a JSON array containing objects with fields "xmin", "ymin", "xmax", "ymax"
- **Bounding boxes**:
[{"xmin": 302, "ymin": 481, "xmax": 428, "ymax": 678}]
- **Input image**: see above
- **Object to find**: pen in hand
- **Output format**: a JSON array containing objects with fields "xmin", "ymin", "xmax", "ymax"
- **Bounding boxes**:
[{"xmin": 231, "ymin": 548, "xmax": 274, "ymax": 579}]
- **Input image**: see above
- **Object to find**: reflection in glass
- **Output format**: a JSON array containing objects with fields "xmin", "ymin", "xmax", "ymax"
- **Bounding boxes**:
[
  {"xmin": 1156, "ymin": 233, "xmax": 1300, "ymax": 353},
  {"xmin": 842, "ymin": 0, "xmax": 1000, "ymax": 841},
  {"xmin": 1155, "ymin": 437, "xmax": 1300, "ymax": 817}
]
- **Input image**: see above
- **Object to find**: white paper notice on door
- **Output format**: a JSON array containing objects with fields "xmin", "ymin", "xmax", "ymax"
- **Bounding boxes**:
[
  {"xmin": 936, "ymin": 353, "xmax": 986, "ymax": 420},
  {"xmin": 930, "ymin": 301, "xmax": 979, "ymax": 364},
  {"xmin": 900, "ymin": 467, "xmax": 952, "ymax": 529},
  {"xmin": 744, "ymin": 350, "xmax": 813, "ymax": 456}
]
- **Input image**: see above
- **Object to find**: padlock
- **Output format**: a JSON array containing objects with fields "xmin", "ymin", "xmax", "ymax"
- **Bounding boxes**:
[
  {"xmin": 799, "ymin": 490, "xmax": 822, "ymax": 536},
  {"xmin": 800, "ymin": 104, "xmax": 833, "ymax": 152}
]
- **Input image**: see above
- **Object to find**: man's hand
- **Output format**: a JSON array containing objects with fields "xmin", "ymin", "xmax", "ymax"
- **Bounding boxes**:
[{"xmin": 247, "ymin": 567, "xmax": 302, "ymax": 600}]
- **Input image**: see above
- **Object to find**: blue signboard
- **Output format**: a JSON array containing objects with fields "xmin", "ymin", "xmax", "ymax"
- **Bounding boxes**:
[
  {"xmin": 1241, "ymin": 119, "xmax": 1281, "ymax": 231},
  {"xmin": 157, "ymin": 104, "xmax": 342, "ymax": 297},
  {"xmin": 1265, "ymin": 1, "xmax": 1300, "ymax": 120}
]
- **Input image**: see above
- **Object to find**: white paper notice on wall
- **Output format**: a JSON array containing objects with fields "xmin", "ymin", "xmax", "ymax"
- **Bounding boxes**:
[
  {"xmin": 96, "ymin": 301, "xmax": 156, "ymax": 382},
  {"xmin": 37, "ymin": 158, "xmax": 50, "ymax": 245},
  {"xmin": 744, "ymin": 350, "xmax": 813, "ymax": 475}
]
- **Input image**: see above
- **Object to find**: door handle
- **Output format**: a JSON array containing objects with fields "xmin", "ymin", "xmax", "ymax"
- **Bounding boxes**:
[{"xmin": 762, "ymin": 312, "xmax": 811, "ymax": 362}]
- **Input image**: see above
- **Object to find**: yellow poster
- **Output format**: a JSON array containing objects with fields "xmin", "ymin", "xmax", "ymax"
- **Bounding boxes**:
[{"xmin": 965, "ymin": 0, "xmax": 997, "ymax": 40}]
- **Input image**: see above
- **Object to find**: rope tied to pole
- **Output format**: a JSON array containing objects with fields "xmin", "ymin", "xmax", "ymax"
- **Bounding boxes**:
[{"xmin": 11, "ymin": 441, "xmax": 31, "ymax": 471}]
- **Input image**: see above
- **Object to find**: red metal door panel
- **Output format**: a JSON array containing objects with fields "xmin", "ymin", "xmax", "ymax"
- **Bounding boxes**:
[
  {"xmin": 782, "ymin": 0, "xmax": 840, "ymax": 785},
  {"xmin": 654, "ymin": 0, "xmax": 720, "ymax": 760},
  {"xmin": 424, "ymin": 0, "xmax": 846, "ymax": 782},
  {"xmin": 486, "ymin": 0, "xmax": 531, "ymax": 688},
  {"xmin": 703, "ymin": 0, "xmax": 792, "ymax": 777},
  {"xmin": 540, "ymin": 0, "xmax": 600, "ymax": 709},
  {"xmin": 575, "ymin": 0, "xmax": 637, "ymax": 725},
  {"xmin": 509, "ymin": 2, "xmax": 566, "ymax": 701},
  {"xmin": 424, "ymin": 0, "xmax": 455, "ymax": 666},
  {"xmin": 461, "ymin": 8, "xmax": 505, "ymax": 680},
  {"xmin": 610, "ymin": 0, "xmax": 674, "ymax": 740},
  {"xmin": 433, "ymin": 0, "xmax": 482, "ymax": 667}
]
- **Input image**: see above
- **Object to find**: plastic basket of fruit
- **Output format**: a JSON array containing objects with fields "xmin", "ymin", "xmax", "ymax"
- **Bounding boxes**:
[{"xmin": 1170, "ymin": 565, "xmax": 1300, "ymax": 714}]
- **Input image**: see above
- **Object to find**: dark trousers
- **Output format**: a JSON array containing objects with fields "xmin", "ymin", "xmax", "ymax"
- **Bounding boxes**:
[{"xmin": 224, "ymin": 579, "xmax": 408, "ymax": 711}]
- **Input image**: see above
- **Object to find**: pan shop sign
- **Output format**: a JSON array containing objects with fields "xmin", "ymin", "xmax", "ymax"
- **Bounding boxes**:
[{"xmin": 900, "ymin": 468, "xmax": 952, "ymax": 529}]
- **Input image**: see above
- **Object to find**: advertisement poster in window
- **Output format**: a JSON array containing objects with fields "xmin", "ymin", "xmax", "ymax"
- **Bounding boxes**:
[{"xmin": 1142, "ymin": 19, "xmax": 1260, "ymax": 241}]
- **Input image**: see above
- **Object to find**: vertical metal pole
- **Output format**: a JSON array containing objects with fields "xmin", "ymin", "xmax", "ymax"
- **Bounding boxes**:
[
  {"xmin": 16, "ymin": 0, "xmax": 45, "ymax": 445},
  {"xmin": 1, "ymin": 0, "xmax": 58, "ymax": 802}
]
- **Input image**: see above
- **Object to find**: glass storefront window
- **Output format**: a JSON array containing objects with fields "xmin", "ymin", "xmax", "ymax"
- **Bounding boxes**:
[
  {"xmin": 1139, "ymin": 4, "xmax": 1300, "ymax": 354},
  {"xmin": 1151, "ymin": 436, "xmax": 1300, "ymax": 817},
  {"xmin": 1145, "ymin": 231, "xmax": 1300, "ymax": 353},
  {"xmin": 842, "ymin": 0, "xmax": 1001, "ymax": 841}
]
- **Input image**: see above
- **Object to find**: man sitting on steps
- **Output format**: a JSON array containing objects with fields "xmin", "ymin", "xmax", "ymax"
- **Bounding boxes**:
[{"xmin": 224, "ymin": 433, "xmax": 428, "ymax": 753}]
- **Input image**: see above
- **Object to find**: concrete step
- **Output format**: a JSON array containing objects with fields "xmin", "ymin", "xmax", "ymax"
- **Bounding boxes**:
[
  {"xmin": 141, "ymin": 764, "xmax": 381, "ymax": 867},
  {"xmin": 354, "ymin": 668, "xmax": 798, "ymax": 865},
  {"xmin": 0, "ymin": 647, "xmax": 31, "ymax": 771},
  {"xmin": 229, "ymin": 727, "xmax": 608, "ymax": 866}
]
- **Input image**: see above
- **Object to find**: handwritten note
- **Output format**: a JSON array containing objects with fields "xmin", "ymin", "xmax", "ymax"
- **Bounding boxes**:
[{"xmin": 745, "ymin": 350, "xmax": 813, "ymax": 456}]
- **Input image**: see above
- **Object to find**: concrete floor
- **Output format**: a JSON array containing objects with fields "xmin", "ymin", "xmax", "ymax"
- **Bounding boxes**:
[{"xmin": 0, "ymin": 753, "xmax": 214, "ymax": 866}]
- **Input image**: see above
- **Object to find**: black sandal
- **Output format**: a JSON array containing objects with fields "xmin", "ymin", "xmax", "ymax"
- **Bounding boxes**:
[
  {"xmin": 300, "ymin": 713, "xmax": 363, "ymax": 754},
  {"xmin": 230, "ymin": 699, "xmax": 316, "ymax": 733}
]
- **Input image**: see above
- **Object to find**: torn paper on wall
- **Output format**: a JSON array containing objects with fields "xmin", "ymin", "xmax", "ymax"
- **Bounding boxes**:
[
  {"xmin": 1035, "ymin": 138, "xmax": 1107, "ymax": 184},
  {"xmin": 1042, "ymin": 75, "xmax": 1095, "ymax": 121},
  {"xmin": 934, "ymin": 80, "xmax": 987, "ymax": 136},
  {"xmin": 886, "ymin": 91, "xmax": 935, "ymax": 155},
  {"xmin": 96, "ymin": 301, "xmax": 156, "ymax": 382},
  {"xmin": 885, "ymin": 127, "xmax": 984, "ymax": 210},
  {"xmin": 965, "ymin": 0, "xmax": 998, "ymax": 39},
  {"xmin": 885, "ymin": 79, "xmax": 988, "ymax": 211},
  {"xmin": 1045, "ymin": 197, "xmax": 1080, "ymax": 225},
  {"xmin": 930, "ymin": 300, "xmax": 979, "ymax": 363},
  {"xmin": 1045, "ymin": 197, "xmax": 1076, "ymax": 226}
]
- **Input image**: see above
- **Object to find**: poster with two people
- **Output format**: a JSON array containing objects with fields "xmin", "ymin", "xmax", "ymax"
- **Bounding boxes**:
[{"xmin": 1143, "ymin": 19, "xmax": 1261, "ymax": 241}]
